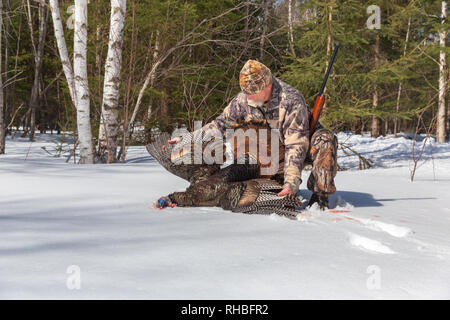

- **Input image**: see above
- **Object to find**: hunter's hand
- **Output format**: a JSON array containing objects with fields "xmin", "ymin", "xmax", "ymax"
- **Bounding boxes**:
[
  {"xmin": 168, "ymin": 137, "xmax": 181, "ymax": 144},
  {"xmin": 277, "ymin": 187, "xmax": 294, "ymax": 197}
]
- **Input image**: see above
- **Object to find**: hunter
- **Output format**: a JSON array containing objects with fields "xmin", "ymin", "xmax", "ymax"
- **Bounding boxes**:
[{"xmin": 171, "ymin": 60, "xmax": 338, "ymax": 209}]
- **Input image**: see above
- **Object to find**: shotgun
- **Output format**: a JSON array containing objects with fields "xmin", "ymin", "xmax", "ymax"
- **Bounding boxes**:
[{"xmin": 309, "ymin": 43, "xmax": 340, "ymax": 139}]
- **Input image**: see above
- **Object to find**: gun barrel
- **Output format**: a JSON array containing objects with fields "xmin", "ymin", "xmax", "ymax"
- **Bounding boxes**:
[
  {"xmin": 318, "ymin": 43, "xmax": 340, "ymax": 96},
  {"xmin": 309, "ymin": 43, "xmax": 340, "ymax": 138}
]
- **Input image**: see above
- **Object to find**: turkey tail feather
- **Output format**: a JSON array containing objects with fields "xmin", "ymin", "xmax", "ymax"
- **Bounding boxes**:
[
  {"xmin": 229, "ymin": 179, "xmax": 304, "ymax": 220},
  {"xmin": 146, "ymin": 132, "xmax": 220, "ymax": 183}
]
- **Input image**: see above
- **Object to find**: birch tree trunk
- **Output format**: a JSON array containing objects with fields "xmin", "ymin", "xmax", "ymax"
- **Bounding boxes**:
[
  {"xmin": 49, "ymin": 0, "xmax": 76, "ymax": 106},
  {"xmin": 437, "ymin": 1, "xmax": 447, "ymax": 142},
  {"xmin": 288, "ymin": 0, "xmax": 295, "ymax": 57},
  {"xmin": 259, "ymin": 0, "xmax": 270, "ymax": 61},
  {"xmin": 125, "ymin": 33, "xmax": 162, "ymax": 142},
  {"xmin": 25, "ymin": 0, "xmax": 37, "ymax": 60},
  {"xmin": 145, "ymin": 30, "xmax": 160, "ymax": 121},
  {"xmin": 323, "ymin": 0, "xmax": 333, "ymax": 113},
  {"xmin": 119, "ymin": 0, "xmax": 137, "ymax": 162},
  {"xmin": 74, "ymin": 0, "xmax": 94, "ymax": 164},
  {"xmin": 0, "ymin": 0, "xmax": 5, "ymax": 154},
  {"xmin": 29, "ymin": 3, "xmax": 48, "ymax": 141},
  {"xmin": 95, "ymin": 25, "xmax": 102, "ymax": 102},
  {"xmin": 3, "ymin": 0, "xmax": 10, "ymax": 136},
  {"xmin": 98, "ymin": 0, "xmax": 127, "ymax": 163},
  {"xmin": 371, "ymin": 33, "xmax": 381, "ymax": 138},
  {"xmin": 394, "ymin": 16, "xmax": 411, "ymax": 137},
  {"xmin": 243, "ymin": 3, "xmax": 250, "ymax": 57}
]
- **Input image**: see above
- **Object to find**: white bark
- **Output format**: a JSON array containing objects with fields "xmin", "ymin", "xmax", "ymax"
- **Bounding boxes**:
[
  {"xmin": 74, "ymin": 0, "xmax": 94, "ymax": 164},
  {"xmin": 323, "ymin": 1, "xmax": 333, "ymax": 112},
  {"xmin": 288, "ymin": 0, "xmax": 295, "ymax": 56},
  {"xmin": 29, "ymin": 2, "xmax": 48, "ymax": 141},
  {"xmin": 394, "ymin": 16, "xmax": 411, "ymax": 137},
  {"xmin": 127, "ymin": 32, "xmax": 161, "ymax": 139},
  {"xmin": 146, "ymin": 30, "xmax": 160, "ymax": 120},
  {"xmin": 98, "ymin": 0, "xmax": 127, "ymax": 163},
  {"xmin": 371, "ymin": 33, "xmax": 380, "ymax": 138},
  {"xmin": 0, "ymin": 0, "xmax": 5, "ymax": 154},
  {"xmin": 125, "ymin": 2, "xmax": 249, "ymax": 140},
  {"xmin": 49, "ymin": 0, "xmax": 76, "ymax": 106},
  {"xmin": 25, "ymin": 0, "xmax": 37, "ymax": 61},
  {"xmin": 259, "ymin": 0, "xmax": 270, "ymax": 61},
  {"xmin": 437, "ymin": 1, "xmax": 447, "ymax": 142},
  {"xmin": 288, "ymin": 0, "xmax": 294, "ymax": 42},
  {"xmin": 3, "ymin": 0, "xmax": 10, "ymax": 137}
]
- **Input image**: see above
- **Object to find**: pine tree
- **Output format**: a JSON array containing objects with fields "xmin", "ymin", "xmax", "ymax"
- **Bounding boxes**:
[{"xmin": 280, "ymin": 0, "xmax": 435, "ymax": 136}]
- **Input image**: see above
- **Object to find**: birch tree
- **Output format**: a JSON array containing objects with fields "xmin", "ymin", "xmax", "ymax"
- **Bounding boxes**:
[
  {"xmin": 29, "ymin": 2, "xmax": 48, "ymax": 141},
  {"xmin": 126, "ymin": 35, "xmax": 162, "ymax": 141},
  {"xmin": 145, "ymin": 30, "xmax": 160, "ymax": 122},
  {"xmin": 288, "ymin": 0, "xmax": 295, "ymax": 57},
  {"xmin": 394, "ymin": 16, "xmax": 411, "ymax": 137},
  {"xmin": 437, "ymin": 1, "xmax": 447, "ymax": 142},
  {"xmin": 323, "ymin": 0, "xmax": 334, "ymax": 113},
  {"xmin": 259, "ymin": 0, "xmax": 270, "ymax": 61},
  {"xmin": 371, "ymin": 33, "xmax": 381, "ymax": 138},
  {"xmin": 49, "ymin": 0, "xmax": 76, "ymax": 106},
  {"xmin": 50, "ymin": 0, "xmax": 94, "ymax": 163},
  {"xmin": 0, "ymin": 0, "xmax": 5, "ymax": 154},
  {"xmin": 3, "ymin": 0, "xmax": 11, "ymax": 138},
  {"xmin": 74, "ymin": 0, "xmax": 94, "ymax": 163},
  {"xmin": 98, "ymin": 0, "xmax": 127, "ymax": 163}
]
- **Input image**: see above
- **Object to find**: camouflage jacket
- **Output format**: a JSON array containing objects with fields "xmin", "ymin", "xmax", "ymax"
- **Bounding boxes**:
[{"xmin": 199, "ymin": 77, "xmax": 322, "ymax": 194}]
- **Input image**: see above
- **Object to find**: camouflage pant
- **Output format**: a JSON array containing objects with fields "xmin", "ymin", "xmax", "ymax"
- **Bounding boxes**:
[{"xmin": 304, "ymin": 129, "xmax": 338, "ymax": 194}]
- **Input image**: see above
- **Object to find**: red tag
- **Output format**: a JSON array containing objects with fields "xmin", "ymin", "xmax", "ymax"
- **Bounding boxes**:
[{"xmin": 328, "ymin": 210, "xmax": 352, "ymax": 214}]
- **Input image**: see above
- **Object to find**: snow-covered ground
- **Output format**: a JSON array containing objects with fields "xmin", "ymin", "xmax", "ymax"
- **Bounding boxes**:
[{"xmin": 1, "ymin": 132, "xmax": 450, "ymax": 299}]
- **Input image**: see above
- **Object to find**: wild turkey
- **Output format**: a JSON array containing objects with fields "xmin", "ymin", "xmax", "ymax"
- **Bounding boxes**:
[{"xmin": 146, "ymin": 120, "xmax": 305, "ymax": 219}]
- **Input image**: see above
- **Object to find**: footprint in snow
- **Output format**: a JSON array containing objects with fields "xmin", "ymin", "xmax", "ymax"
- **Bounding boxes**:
[
  {"xmin": 348, "ymin": 233, "xmax": 396, "ymax": 254},
  {"xmin": 356, "ymin": 218, "xmax": 412, "ymax": 238}
]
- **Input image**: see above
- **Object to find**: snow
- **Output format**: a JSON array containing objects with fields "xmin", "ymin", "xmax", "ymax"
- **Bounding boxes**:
[{"xmin": 1, "ymin": 132, "xmax": 450, "ymax": 299}]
